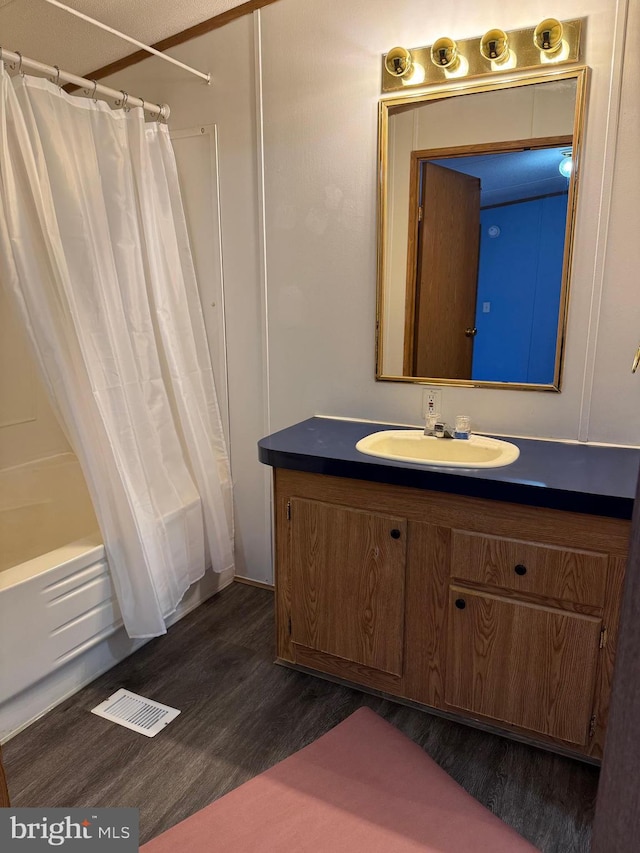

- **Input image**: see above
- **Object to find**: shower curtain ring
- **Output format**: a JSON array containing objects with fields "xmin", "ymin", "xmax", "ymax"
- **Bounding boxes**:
[
  {"xmin": 53, "ymin": 65, "xmax": 61, "ymax": 88},
  {"xmin": 82, "ymin": 79, "xmax": 98, "ymax": 101},
  {"xmin": 16, "ymin": 51, "xmax": 24, "ymax": 76}
]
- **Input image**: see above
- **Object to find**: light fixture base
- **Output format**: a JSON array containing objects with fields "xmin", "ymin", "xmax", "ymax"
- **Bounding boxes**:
[{"xmin": 382, "ymin": 18, "xmax": 582, "ymax": 92}]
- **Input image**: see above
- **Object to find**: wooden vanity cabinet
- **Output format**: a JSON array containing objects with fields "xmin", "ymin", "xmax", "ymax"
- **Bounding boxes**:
[{"xmin": 274, "ymin": 468, "xmax": 629, "ymax": 760}]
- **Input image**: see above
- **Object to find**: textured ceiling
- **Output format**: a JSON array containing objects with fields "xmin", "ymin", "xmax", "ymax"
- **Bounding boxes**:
[{"xmin": 0, "ymin": 0, "xmax": 249, "ymax": 77}]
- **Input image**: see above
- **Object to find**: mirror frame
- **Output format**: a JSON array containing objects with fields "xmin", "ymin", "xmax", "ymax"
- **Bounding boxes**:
[{"xmin": 376, "ymin": 66, "xmax": 590, "ymax": 391}]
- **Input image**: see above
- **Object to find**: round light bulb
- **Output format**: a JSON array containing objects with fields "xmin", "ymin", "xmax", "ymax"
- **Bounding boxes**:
[
  {"xmin": 559, "ymin": 156, "xmax": 573, "ymax": 178},
  {"xmin": 534, "ymin": 18, "xmax": 564, "ymax": 53},
  {"xmin": 480, "ymin": 29, "xmax": 509, "ymax": 63},
  {"xmin": 430, "ymin": 37, "xmax": 458, "ymax": 69},
  {"xmin": 384, "ymin": 47, "xmax": 413, "ymax": 78}
]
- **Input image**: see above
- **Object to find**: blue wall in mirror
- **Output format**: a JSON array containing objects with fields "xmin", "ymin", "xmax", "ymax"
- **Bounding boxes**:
[
  {"xmin": 472, "ymin": 194, "xmax": 568, "ymax": 383},
  {"xmin": 430, "ymin": 145, "xmax": 570, "ymax": 384}
]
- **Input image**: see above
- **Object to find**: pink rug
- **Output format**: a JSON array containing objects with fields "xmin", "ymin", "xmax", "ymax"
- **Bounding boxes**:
[{"xmin": 141, "ymin": 707, "xmax": 539, "ymax": 852}]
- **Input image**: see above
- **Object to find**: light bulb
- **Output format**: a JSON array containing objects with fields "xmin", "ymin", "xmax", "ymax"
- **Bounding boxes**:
[{"xmin": 559, "ymin": 156, "xmax": 572, "ymax": 179}]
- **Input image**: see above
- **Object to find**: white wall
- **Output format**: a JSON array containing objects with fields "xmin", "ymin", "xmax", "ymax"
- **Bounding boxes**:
[{"xmin": 104, "ymin": 0, "xmax": 637, "ymax": 583}]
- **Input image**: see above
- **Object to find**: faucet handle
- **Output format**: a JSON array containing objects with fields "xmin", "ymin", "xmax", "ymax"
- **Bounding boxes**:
[{"xmin": 435, "ymin": 422, "xmax": 457, "ymax": 438}]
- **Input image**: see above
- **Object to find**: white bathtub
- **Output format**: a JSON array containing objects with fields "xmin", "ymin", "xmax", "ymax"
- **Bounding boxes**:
[
  {"xmin": 0, "ymin": 453, "xmax": 232, "ymax": 741},
  {"xmin": 0, "ymin": 454, "xmax": 124, "ymax": 737}
]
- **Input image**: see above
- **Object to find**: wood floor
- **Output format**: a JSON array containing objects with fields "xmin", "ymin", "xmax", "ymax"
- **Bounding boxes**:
[{"xmin": 3, "ymin": 582, "xmax": 599, "ymax": 851}]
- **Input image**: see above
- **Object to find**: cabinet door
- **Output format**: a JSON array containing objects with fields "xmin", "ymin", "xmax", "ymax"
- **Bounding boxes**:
[
  {"xmin": 445, "ymin": 587, "xmax": 602, "ymax": 745},
  {"xmin": 290, "ymin": 498, "xmax": 406, "ymax": 675}
]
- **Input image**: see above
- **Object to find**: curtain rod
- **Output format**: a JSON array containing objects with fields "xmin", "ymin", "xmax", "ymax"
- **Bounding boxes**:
[
  {"xmin": 41, "ymin": 0, "xmax": 211, "ymax": 84},
  {"xmin": 0, "ymin": 48, "xmax": 170, "ymax": 119}
]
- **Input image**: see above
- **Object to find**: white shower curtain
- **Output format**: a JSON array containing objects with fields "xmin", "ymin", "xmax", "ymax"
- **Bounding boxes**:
[{"xmin": 0, "ymin": 64, "xmax": 234, "ymax": 638}]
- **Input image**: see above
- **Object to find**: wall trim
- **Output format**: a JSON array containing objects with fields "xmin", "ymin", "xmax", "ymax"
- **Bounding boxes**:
[
  {"xmin": 235, "ymin": 575, "xmax": 274, "ymax": 590},
  {"xmin": 577, "ymin": 0, "xmax": 630, "ymax": 441},
  {"xmin": 66, "ymin": 0, "xmax": 283, "ymax": 89},
  {"xmin": 253, "ymin": 9, "xmax": 276, "ymax": 587}
]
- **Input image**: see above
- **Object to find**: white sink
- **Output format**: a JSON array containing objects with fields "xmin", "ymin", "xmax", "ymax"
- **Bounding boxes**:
[{"xmin": 355, "ymin": 430, "xmax": 520, "ymax": 469}]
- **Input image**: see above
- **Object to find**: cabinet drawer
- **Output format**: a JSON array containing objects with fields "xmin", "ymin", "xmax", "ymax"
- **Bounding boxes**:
[{"xmin": 451, "ymin": 530, "xmax": 608, "ymax": 607}]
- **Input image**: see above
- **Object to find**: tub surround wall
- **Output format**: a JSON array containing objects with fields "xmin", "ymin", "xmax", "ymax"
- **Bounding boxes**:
[
  {"xmin": 0, "ymin": 282, "xmax": 71, "ymax": 471},
  {"xmin": 0, "ymin": 454, "xmax": 99, "ymax": 572}
]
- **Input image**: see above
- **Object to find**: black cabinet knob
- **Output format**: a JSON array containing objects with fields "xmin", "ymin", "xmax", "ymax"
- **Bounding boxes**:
[
  {"xmin": 390, "ymin": 529, "xmax": 401, "ymax": 539},
  {"xmin": 455, "ymin": 598, "xmax": 466, "ymax": 610},
  {"xmin": 514, "ymin": 564, "xmax": 527, "ymax": 576}
]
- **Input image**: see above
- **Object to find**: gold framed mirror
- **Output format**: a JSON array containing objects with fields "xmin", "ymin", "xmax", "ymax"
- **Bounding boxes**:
[{"xmin": 376, "ymin": 67, "xmax": 589, "ymax": 390}]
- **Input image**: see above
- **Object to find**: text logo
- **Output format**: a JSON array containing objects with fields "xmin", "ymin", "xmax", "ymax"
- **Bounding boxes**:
[{"xmin": 0, "ymin": 809, "xmax": 138, "ymax": 851}]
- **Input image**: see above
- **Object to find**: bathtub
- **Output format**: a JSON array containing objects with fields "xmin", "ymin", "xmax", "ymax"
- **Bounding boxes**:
[
  {"xmin": 0, "ymin": 454, "xmax": 124, "ymax": 737},
  {"xmin": 0, "ymin": 453, "xmax": 232, "ymax": 741}
]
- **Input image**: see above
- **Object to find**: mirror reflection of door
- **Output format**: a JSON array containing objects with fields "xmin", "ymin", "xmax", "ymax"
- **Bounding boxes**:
[
  {"xmin": 405, "ymin": 163, "xmax": 480, "ymax": 378},
  {"xmin": 403, "ymin": 137, "xmax": 572, "ymax": 383}
]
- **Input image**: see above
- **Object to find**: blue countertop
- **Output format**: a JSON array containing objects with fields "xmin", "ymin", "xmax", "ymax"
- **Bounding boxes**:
[{"xmin": 258, "ymin": 417, "xmax": 639, "ymax": 520}]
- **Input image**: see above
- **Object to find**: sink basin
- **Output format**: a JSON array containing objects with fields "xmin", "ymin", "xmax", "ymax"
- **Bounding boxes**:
[{"xmin": 355, "ymin": 430, "xmax": 520, "ymax": 469}]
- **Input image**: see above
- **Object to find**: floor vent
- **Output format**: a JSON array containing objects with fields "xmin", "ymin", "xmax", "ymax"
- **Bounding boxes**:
[{"xmin": 91, "ymin": 688, "xmax": 180, "ymax": 737}]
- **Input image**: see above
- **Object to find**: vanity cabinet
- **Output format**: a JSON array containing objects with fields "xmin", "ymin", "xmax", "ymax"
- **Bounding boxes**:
[{"xmin": 274, "ymin": 468, "xmax": 629, "ymax": 761}]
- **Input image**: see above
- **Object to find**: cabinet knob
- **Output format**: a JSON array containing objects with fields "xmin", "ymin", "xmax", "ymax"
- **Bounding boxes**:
[
  {"xmin": 390, "ymin": 529, "xmax": 401, "ymax": 539},
  {"xmin": 455, "ymin": 598, "xmax": 466, "ymax": 610},
  {"xmin": 514, "ymin": 564, "xmax": 527, "ymax": 576}
]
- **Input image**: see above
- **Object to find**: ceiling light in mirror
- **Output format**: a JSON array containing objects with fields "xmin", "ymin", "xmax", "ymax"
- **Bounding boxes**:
[{"xmin": 558, "ymin": 153, "xmax": 573, "ymax": 178}]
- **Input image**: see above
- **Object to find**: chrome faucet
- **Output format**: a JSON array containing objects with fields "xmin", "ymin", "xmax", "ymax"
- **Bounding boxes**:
[{"xmin": 424, "ymin": 418, "xmax": 455, "ymax": 439}]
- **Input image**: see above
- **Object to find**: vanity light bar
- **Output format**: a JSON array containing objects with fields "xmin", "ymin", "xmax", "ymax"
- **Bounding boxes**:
[{"xmin": 382, "ymin": 18, "xmax": 582, "ymax": 92}]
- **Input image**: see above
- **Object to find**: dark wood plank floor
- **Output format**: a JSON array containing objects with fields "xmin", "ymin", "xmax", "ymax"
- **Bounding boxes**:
[{"xmin": 3, "ymin": 583, "xmax": 599, "ymax": 851}]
